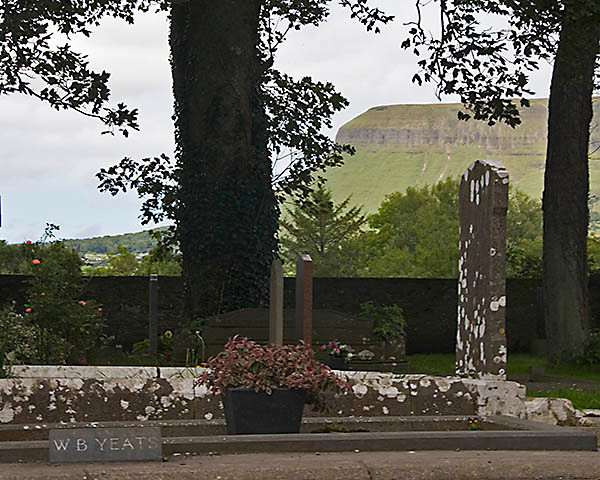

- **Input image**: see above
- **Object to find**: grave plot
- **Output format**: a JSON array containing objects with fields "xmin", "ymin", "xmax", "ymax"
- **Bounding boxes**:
[{"xmin": 0, "ymin": 415, "xmax": 595, "ymax": 463}]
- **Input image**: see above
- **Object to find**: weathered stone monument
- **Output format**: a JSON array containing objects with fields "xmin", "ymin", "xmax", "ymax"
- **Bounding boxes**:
[
  {"xmin": 295, "ymin": 254, "xmax": 313, "ymax": 347},
  {"xmin": 456, "ymin": 160, "xmax": 509, "ymax": 379},
  {"xmin": 269, "ymin": 259, "xmax": 283, "ymax": 345}
]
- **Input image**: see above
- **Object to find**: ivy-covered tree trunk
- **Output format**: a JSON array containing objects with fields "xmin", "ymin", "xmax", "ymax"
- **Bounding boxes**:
[
  {"xmin": 170, "ymin": 1, "xmax": 278, "ymax": 319},
  {"xmin": 543, "ymin": 3, "xmax": 600, "ymax": 362}
]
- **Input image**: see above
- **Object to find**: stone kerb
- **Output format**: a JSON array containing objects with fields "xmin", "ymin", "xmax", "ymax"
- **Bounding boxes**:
[{"xmin": 457, "ymin": 160, "xmax": 509, "ymax": 379}]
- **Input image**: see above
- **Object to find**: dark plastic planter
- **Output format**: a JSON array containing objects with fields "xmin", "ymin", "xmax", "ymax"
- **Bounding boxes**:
[
  {"xmin": 222, "ymin": 387, "xmax": 306, "ymax": 435},
  {"xmin": 325, "ymin": 357, "xmax": 349, "ymax": 370}
]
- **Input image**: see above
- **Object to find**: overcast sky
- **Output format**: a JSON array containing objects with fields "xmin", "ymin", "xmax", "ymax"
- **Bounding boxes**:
[{"xmin": 0, "ymin": 1, "xmax": 553, "ymax": 244}]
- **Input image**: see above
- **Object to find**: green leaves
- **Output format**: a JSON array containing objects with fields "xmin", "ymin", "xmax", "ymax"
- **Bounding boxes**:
[
  {"xmin": 197, "ymin": 336, "xmax": 348, "ymax": 411},
  {"xmin": 360, "ymin": 301, "xmax": 406, "ymax": 342},
  {"xmin": 401, "ymin": 0, "xmax": 575, "ymax": 126},
  {"xmin": 0, "ymin": 0, "xmax": 156, "ymax": 136},
  {"xmin": 280, "ymin": 185, "xmax": 367, "ymax": 276},
  {"xmin": 21, "ymin": 238, "xmax": 106, "ymax": 364},
  {"xmin": 265, "ymin": 70, "xmax": 353, "ymax": 201}
]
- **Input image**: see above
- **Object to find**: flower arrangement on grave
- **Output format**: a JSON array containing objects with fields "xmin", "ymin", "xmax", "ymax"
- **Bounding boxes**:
[
  {"xmin": 197, "ymin": 336, "xmax": 348, "ymax": 415},
  {"xmin": 320, "ymin": 340, "xmax": 355, "ymax": 360}
]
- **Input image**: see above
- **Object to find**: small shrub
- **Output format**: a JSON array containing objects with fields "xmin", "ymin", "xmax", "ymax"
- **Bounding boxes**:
[
  {"xmin": 130, "ymin": 330, "xmax": 174, "ymax": 365},
  {"xmin": 0, "ymin": 303, "xmax": 45, "ymax": 376},
  {"xmin": 360, "ymin": 301, "xmax": 406, "ymax": 342},
  {"xmin": 578, "ymin": 329, "xmax": 600, "ymax": 366}
]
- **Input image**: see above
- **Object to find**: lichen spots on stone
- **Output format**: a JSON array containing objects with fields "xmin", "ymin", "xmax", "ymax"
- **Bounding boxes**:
[
  {"xmin": 435, "ymin": 379, "xmax": 451, "ymax": 393},
  {"xmin": 0, "ymin": 405, "xmax": 14, "ymax": 423},
  {"xmin": 195, "ymin": 384, "xmax": 209, "ymax": 398},
  {"xmin": 352, "ymin": 383, "xmax": 368, "ymax": 398},
  {"xmin": 381, "ymin": 386, "xmax": 399, "ymax": 398}
]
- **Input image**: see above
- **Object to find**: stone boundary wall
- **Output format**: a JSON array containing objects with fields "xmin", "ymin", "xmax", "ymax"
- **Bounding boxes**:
[
  {"xmin": 0, "ymin": 366, "xmax": 526, "ymax": 425},
  {"xmin": 2, "ymin": 275, "xmax": 599, "ymax": 354}
]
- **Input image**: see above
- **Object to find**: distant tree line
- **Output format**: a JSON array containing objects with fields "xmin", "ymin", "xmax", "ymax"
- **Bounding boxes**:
[
  {"xmin": 63, "ymin": 228, "xmax": 168, "ymax": 255},
  {"xmin": 2, "ymin": 178, "xmax": 599, "ymax": 279},
  {"xmin": 0, "ymin": 241, "xmax": 180, "ymax": 277},
  {"xmin": 279, "ymin": 179, "xmax": 600, "ymax": 279}
]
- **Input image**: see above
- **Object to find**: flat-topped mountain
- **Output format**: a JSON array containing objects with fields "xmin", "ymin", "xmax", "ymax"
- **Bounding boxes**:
[{"xmin": 329, "ymin": 98, "xmax": 600, "ymax": 213}]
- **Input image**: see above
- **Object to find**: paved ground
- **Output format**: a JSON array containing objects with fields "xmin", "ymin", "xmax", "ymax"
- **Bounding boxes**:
[{"xmin": 2, "ymin": 450, "xmax": 600, "ymax": 480}]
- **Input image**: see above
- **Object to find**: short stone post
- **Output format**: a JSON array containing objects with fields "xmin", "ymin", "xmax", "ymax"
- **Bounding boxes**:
[
  {"xmin": 295, "ymin": 254, "xmax": 313, "ymax": 347},
  {"xmin": 269, "ymin": 259, "xmax": 284, "ymax": 345},
  {"xmin": 456, "ymin": 160, "xmax": 509, "ymax": 379},
  {"xmin": 148, "ymin": 274, "xmax": 159, "ymax": 357}
]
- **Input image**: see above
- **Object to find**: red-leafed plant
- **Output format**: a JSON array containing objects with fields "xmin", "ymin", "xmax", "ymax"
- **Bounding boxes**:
[{"xmin": 196, "ymin": 336, "xmax": 348, "ymax": 411}]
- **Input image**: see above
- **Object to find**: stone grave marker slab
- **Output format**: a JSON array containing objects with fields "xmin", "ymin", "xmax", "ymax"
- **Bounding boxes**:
[
  {"xmin": 269, "ymin": 259, "xmax": 284, "ymax": 345},
  {"xmin": 49, "ymin": 427, "xmax": 162, "ymax": 463},
  {"xmin": 457, "ymin": 160, "xmax": 509, "ymax": 379}
]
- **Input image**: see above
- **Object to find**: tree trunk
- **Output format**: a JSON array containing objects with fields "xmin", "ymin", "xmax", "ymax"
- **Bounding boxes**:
[
  {"xmin": 170, "ymin": 1, "xmax": 278, "ymax": 320},
  {"xmin": 543, "ymin": 3, "xmax": 600, "ymax": 362}
]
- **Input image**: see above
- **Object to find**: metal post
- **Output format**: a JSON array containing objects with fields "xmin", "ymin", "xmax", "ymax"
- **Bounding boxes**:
[{"xmin": 149, "ymin": 274, "xmax": 159, "ymax": 356}]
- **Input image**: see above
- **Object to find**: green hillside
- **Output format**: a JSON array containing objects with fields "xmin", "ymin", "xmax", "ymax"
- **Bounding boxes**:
[
  {"xmin": 328, "ymin": 97, "xmax": 600, "ymax": 213},
  {"xmin": 63, "ymin": 227, "xmax": 168, "ymax": 254}
]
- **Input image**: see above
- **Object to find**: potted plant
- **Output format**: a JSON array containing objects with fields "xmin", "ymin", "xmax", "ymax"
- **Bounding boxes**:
[
  {"xmin": 197, "ymin": 336, "xmax": 347, "ymax": 435},
  {"xmin": 320, "ymin": 340, "xmax": 355, "ymax": 370}
]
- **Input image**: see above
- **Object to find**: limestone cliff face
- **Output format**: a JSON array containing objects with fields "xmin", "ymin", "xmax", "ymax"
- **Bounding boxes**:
[
  {"xmin": 326, "ymin": 98, "xmax": 600, "ymax": 214},
  {"xmin": 335, "ymin": 101, "xmax": 552, "ymax": 151},
  {"xmin": 336, "ymin": 124, "xmax": 548, "ymax": 150}
]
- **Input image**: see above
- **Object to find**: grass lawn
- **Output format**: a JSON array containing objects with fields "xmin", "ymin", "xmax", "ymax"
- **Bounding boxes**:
[
  {"xmin": 526, "ymin": 388, "xmax": 600, "ymax": 410},
  {"xmin": 407, "ymin": 353, "xmax": 600, "ymax": 382},
  {"xmin": 406, "ymin": 353, "xmax": 600, "ymax": 409}
]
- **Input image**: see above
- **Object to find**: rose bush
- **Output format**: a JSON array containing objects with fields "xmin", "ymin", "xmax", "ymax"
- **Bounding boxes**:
[{"xmin": 21, "ymin": 237, "xmax": 106, "ymax": 364}]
